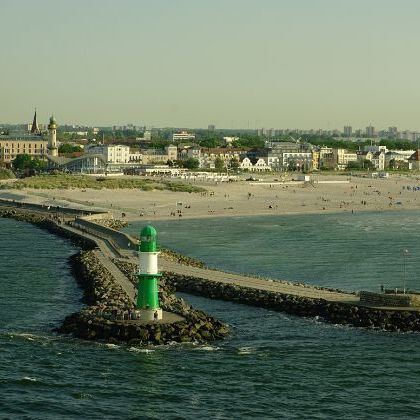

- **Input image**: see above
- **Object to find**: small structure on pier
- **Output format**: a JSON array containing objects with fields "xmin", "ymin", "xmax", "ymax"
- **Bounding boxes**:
[{"xmin": 136, "ymin": 225, "xmax": 163, "ymax": 321}]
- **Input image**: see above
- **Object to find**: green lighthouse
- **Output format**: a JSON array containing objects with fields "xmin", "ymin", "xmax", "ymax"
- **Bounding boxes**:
[{"xmin": 137, "ymin": 225, "xmax": 162, "ymax": 321}]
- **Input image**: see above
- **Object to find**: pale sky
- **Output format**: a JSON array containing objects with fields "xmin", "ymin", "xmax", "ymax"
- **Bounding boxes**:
[{"xmin": 1, "ymin": 0, "xmax": 420, "ymax": 129}]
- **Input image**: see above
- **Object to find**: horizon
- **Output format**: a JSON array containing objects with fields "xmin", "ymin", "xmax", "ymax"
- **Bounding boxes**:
[{"xmin": 2, "ymin": 1, "xmax": 420, "ymax": 129}]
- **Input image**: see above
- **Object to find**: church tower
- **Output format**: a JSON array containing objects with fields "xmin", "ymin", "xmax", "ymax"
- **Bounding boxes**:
[
  {"xmin": 48, "ymin": 116, "xmax": 58, "ymax": 157},
  {"xmin": 30, "ymin": 109, "xmax": 39, "ymax": 134}
]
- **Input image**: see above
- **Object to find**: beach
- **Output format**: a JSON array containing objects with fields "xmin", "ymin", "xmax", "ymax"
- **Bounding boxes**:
[{"xmin": 4, "ymin": 173, "xmax": 420, "ymax": 221}]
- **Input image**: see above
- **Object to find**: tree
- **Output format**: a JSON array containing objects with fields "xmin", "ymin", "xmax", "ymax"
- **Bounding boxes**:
[
  {"xmin": 214, "ymin": 157, "xmax": 224, "ymax": 171},
  {"xmin": 230, "ymin": 158, "xmax": 240, "ymax": 171},
  {"xmin": 12, "ymin": 154, "xmax": 47, "ymax": 172},
  {"xmin": 59, "ymin": 143, "xmax": 83, "ymax": 154},
  {"xmin": 12, "ymin": 154, "xmax": 33, "ymax": 170},
  {"xmin": 346, "ymin": 161, "xmax": 363, "ymax": 170},
  {"xmin": 346, "ymin": 160, "xmax": 375, "ymax": 170},
  {"xmin": 183, "ymin": 158, "xmax": 199, "ymax": 170},
  {"xmin": 287, "ymin": 159, "xmax": 297, "ymax": 171}
]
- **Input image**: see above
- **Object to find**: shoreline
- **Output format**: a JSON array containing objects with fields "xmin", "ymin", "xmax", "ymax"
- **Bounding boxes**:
[
  {"xmin": 2, "ymin": 173, "xmax": 420, "ymax": 223},
  {"xmin": 125, "ymin": 205, "xmax": 420, "ymax": 223}
]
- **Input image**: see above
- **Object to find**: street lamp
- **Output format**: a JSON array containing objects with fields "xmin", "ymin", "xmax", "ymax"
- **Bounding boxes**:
[{"xmin": 402, "ymin": 248, "xmax": 409, "ymax": 294}]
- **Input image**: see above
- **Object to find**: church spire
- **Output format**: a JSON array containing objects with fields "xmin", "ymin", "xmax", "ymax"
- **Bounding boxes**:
[{"xmin": 30, "ymin": 108, "xmax": 39, "ymax": 134}]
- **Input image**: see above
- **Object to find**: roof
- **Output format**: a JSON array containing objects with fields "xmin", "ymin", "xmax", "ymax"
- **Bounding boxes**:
[
  {"xmin": 47, "ymin": 153, "xmax": 107, "ymax": 166},
  {"xmin": 408, "ymin": 150, "xmax": 420, "ymax": 161}
]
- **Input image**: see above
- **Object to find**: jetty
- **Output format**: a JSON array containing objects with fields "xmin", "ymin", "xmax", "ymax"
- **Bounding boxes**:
[{"xmin": 2, "ymin": 197, "xmax": 420, "ymax": 335}]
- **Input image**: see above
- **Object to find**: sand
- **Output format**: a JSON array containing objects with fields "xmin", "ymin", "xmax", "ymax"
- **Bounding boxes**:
[{"xmin": 4, "ymin": 173, "xmax": 420, "ymax": 221}]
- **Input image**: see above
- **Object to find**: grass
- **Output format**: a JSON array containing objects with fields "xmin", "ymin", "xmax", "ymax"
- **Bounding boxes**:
[
  {"xmin": 0, "ymin": 169, "xmax": 15, "ymax": 180},
  {"xmin": 0, "ymin": 174, "xmax": 206, "ymax": 193}
]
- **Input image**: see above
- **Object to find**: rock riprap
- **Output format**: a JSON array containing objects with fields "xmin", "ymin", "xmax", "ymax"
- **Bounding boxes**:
[{"xmin": 58, "ymin": 251, "xmax": 229, "ymax": 345}]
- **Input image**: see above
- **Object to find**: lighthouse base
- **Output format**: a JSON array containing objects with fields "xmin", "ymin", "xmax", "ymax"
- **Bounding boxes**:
[{"xmin": 135, "ymin": 308, "xmax": 163, "ymax": 322}]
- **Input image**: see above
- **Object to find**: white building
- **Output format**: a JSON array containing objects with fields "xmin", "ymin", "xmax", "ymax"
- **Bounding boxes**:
[
  {"xmin": 364, "ymin": 145, "xmax": 388, "ymax": 153},
  {"xmin": 172, "ymin": 131, "xmax": 196, "ymax": 142},
  {"xmin": 86, "ymin": 144, "xmax": 130, "ymax": 163},
  {"xmin": 239, "ymin": 157, "xmax": 270, "ymax": 172}
]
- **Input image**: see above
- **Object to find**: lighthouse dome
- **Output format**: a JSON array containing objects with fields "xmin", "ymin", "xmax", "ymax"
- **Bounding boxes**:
[{"xmin": 140, "ymin": 225, "xmax": 158, "ymax": 252}]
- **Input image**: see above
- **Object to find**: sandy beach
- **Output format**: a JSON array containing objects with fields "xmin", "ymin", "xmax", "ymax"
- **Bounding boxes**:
[{"xmin": 3, "ymin": 173, "xmax": 420, "ymax": 221}]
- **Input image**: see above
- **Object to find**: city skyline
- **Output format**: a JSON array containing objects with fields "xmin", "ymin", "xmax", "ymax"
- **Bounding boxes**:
[{"xmin": 2, "ymin": 0, "xmax": 420, "ymax": 128}]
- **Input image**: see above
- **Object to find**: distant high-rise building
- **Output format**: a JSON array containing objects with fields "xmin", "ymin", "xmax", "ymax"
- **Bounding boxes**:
[
  {"xmin": 208, "ymin": 124, "xmax": 215, "ymax": 132},
  {"xmin": 343, "ymin": 126, "xmax": 352, "ymax": 137},
  {"xmin": 388, "ymin": 126, "xmax": 398, "ymax": 138},
  {"xmin": 366, "ymin": 125, "xmax": 376, "ymax": 137}
]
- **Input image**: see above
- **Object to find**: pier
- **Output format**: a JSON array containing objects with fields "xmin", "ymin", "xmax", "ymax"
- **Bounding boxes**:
[{"xmin": 2, "ymin": 197, "xmax": 420, "ymax": 335}]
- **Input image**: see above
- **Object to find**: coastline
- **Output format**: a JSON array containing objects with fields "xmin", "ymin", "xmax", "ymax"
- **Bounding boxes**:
[{"xmin": 3, "ymin": 173, "xmax": 420, "ymax": 223}]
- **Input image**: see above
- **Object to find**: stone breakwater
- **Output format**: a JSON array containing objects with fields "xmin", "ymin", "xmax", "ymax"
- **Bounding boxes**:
[
  {"xmin": 91, "ymin": 218, "xmax": 128, "ymax": 230},
  {"xmin": 160, "ymin": 248, "xmax": 206, "ymax": 268},
  {"xmin": 164, "ymin": 273, "xmax": 420, "ymax": 332},
  {"xmin": 0, "ymin": 208, "xmax": 229, "ymax": 345},
  {"xmin": 57, "ymin": 251, "xmax": 229, "ymax": 345}
]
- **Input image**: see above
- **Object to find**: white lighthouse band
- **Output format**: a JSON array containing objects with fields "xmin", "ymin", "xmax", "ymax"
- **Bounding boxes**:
[{"xmin": 139, "ymin": 251, "xmax": 160, "ymax": 275}]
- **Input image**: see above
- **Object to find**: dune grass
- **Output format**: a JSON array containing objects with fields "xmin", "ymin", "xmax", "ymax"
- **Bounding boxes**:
[{"xmin": 0, "ymin": 174, "xmax": 206, "ymax": 193}]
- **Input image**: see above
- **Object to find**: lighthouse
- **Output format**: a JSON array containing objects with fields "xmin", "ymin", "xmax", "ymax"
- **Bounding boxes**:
[
  {"xmin": 47, "ymin": 115, "xmax": 58, "ymax": 157},
  {"xmin": 137, "ymin": 225, "xmax": 163, "ymax": 321}
]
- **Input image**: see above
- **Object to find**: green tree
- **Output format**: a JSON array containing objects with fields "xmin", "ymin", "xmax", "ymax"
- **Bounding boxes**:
[
  {"xmin": 12, "ymin": 154, "xmax": 33, "ymax": 170},
  {"xmin": 12, "ymin": 154, "xmax": 47, "ymax": 172},
  {"xmin": 230, "ymin": 158, "xmax": 240, "ymax": 171},
  {"xmin": 59, "ymin": 143, "xmax": 83, "ymax": 154},
  {"xmin": 346, "ymin": 161, "xmax": 362, "ymax": 170},
  {"xmin": 214, "ymin": 157, "xmax": 224, "ymax": 171},
  {"xmin": 183, "ymin": 158, "xmax": 200, "ymax": 170}
]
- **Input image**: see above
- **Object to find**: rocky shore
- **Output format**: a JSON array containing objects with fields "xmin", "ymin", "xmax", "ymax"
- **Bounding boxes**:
[
  {"xmin": 164, "ymin": 273, "xmax": 420, "ymax": 333},
  {"xmin": 58, "ymin": 251, "xmax": 230, "ymax": 345}
]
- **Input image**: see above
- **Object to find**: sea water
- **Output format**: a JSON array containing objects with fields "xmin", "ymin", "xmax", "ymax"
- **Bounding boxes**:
[{"xmin": 1, "ymin": 212, "xmax": 420, "ymax": 418}]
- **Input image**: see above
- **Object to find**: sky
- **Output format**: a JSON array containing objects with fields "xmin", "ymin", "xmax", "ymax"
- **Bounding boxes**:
[{"xmin": 1, "ymin": 0, "xmax": 420, "ymax": 129}]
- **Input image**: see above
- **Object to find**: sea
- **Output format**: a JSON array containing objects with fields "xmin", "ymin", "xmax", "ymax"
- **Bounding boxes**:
[{"xmin": 2, "ymin": 211, "xmax": 420, "ymax": 419}]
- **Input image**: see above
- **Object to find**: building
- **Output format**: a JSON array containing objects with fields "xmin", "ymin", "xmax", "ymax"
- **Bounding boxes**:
[
  {"xmin": 388, "ymin": 127, "xmax": 398, "ymax": 138},
  {"xmin": 172, "ymin": 131, "xmax": 196, "ymax": 142},
  {"xmin": 264, "ymin": 141, "xmax": 314, "ymax": 171},
  {"xmin": 366, "ymin": 125, "xmax": 376, "ymax": 137},
  {"xmin": 239, "ymin": 157, "xmax": 270, "ymax": 172},
  {"xmin": 334, "ymin": 149, "xmax": 358, "ymax": 170},
  {"xmin": 48, "ymin": 154, "xmax": 107, "ymax": 173},
  {"xmin": 137, "ymin": 145, "xmax": 178, "ymax": 165},
  {"xmin": 86, "ymin": 144, "xmax": 130, "ymax": 163},
  {"xmin": 320, "ymin": 148, "xmax": 357, "ymax": 170},
  {"xmin": 199, "ymin": 148, "xmax": 246, "ymax": 169},
  {"xmin": 343, "ymin": 126, "xmax": 352, "ymax": 137},
  {"xmin": 47, "ymin": 116, "xmax": 58, "ymax": 157},
  {"xmin": 408, "ymin": 150, "xmax": 420, "ymax": 170},
  {"xmin": 223, "ymin": 136, "xmax": 239, "ymax": 146},
  {"xmin": 363, "ymin": 145, "xmax": 388, "ymax": 153},
  {"xmin": 385, "ymin": 150, "xmax": 415, "ymax": 169},
  {"xmin": 371, "ymin": 151, "xmax": 386, "ymax": 170},
  {"xmin": 0, "ymin": 137, "xmax": 48, "ymax": 166},
  {"xmin": 208, "ymin": 124, "xmax": 215, "ymax": 132},
  {"xmin": 0, "ymin": 111, "xmax": 53, "ymax": 166}
]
